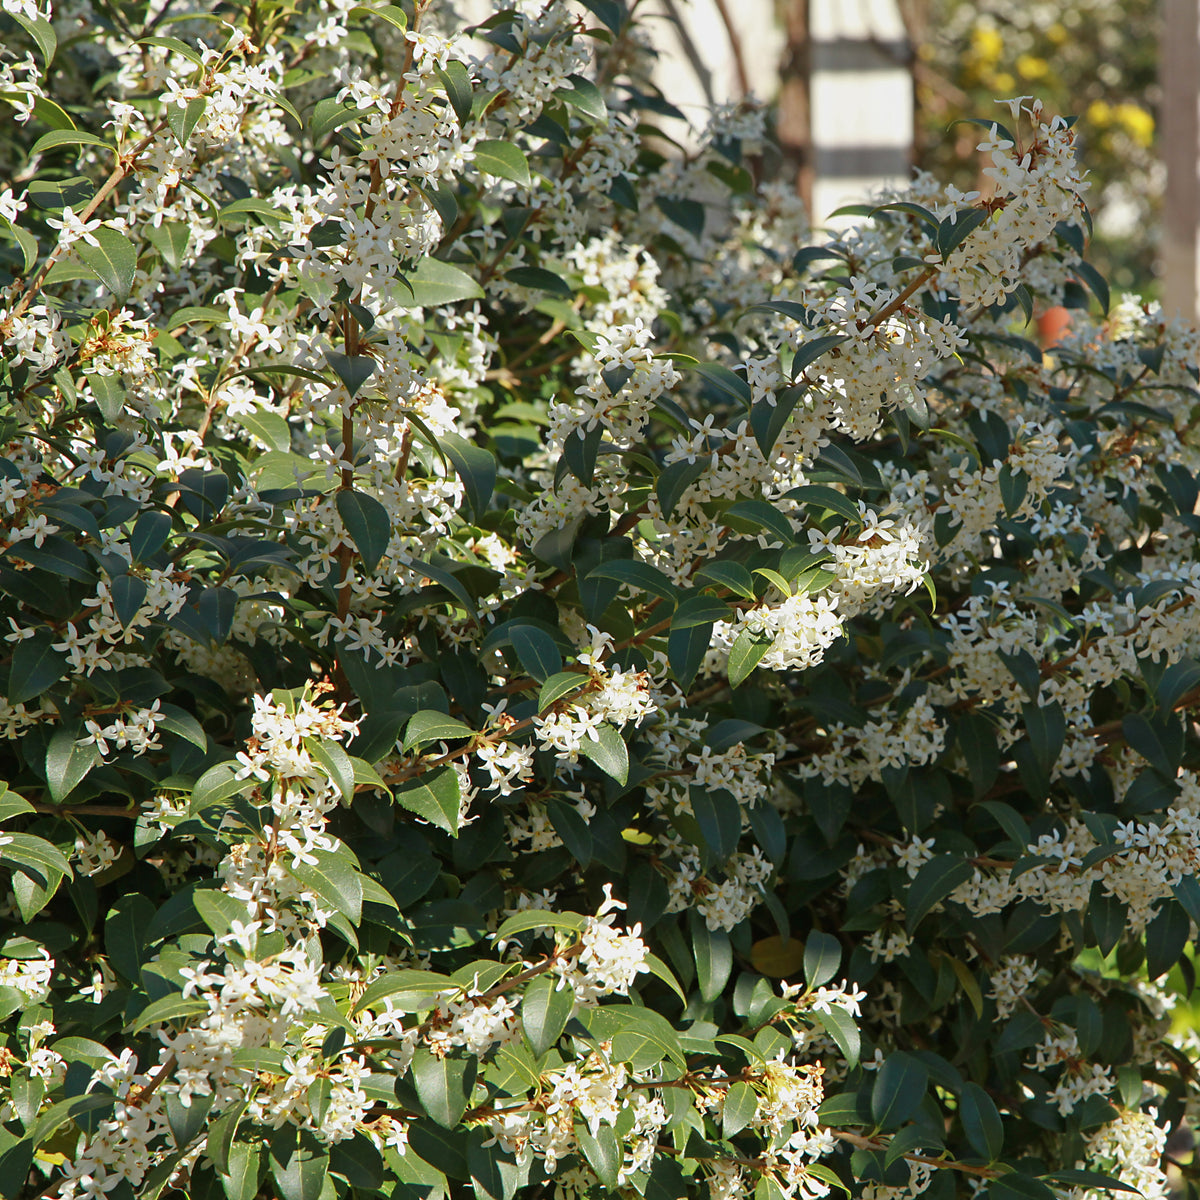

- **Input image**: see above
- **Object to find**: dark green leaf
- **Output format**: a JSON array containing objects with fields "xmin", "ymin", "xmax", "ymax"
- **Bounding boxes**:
[
  {"xmin": 727, "ymin": 627, "xmax": 769, "ymax": 688},
  {"xmin": 906, "ymin": 854, "xmax": 972, "ymax": 932},
  {"xmin": 395, "ymin": 767, "xmax": 461, "ymax": 836},
  {"xmin": 474, "ymin": 140, "xmax": 531, "ymax": 187},
  {"xmin": 578, "ymin": 724, "xmax": 628, "ymax": 785},
  {"xmin": 269, "ymin": 1127, "xmax": 328, "ymax": 1200},
  {"xmin": 412, "ymin": 1047, "xmax": 476, "ymax": 1128},
  {"xmin": 690, "ymin": 910, "xmax": 732, "ymax": 1002},
  {"xmin": 959, "ymin": 1081, "xmax": 1003, "ymax": 1161},
  {"xmin": 804, "ymin": 930, "xmax": 842, "ymax": 988},
  {"xmin": 440, "ymin": 432, "xmax": 496, "ymax": 521},
  {"xmin": 77, "ymin": 226, "xmax": 137, "ymax": 298},
  {"xmin": 521, "ymin": 975, "xmax": 574, "ymax": 1056},
  {"xmin": 871, "ymin": 1051, "xmax": 928, "ymax": 1130}
]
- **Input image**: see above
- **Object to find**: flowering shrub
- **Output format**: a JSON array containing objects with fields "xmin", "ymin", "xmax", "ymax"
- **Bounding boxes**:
[{"xmin": 0, "ymin": 4, "xmax": 1198, "ymax": 1200}]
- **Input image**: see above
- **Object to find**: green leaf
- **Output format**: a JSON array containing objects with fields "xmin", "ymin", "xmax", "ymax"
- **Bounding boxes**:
[
  {"xmin": 986, "ymin": 1174, "xmax": 1058, "ymax": 1200},
  {"xmin": 474, "ymin": 140, "xmax": 532, "ymax": 187},
  {"xmin": 309, "ymin": 97, "xmax": 364, "ymax": 141},
  {"xmin": 493, "ymin": 909, "xmax": 587, "ymax": 941},
  {"xmin": 1074, "ymin": 260, "xmax": 1110, "ymax": 315},
  {"xmin": 412, "ymin": 1047, "xmax": 476, "ymax": 1128},
  {"xmin": 269, "ymin": 1127, "xmax": 328, "ymax": 1200},
  {"xmin": 906, "ymin": 854, "xmax": 972, "ymax": 932},
  {"xmin": 538, "ymin": 671, "xmax": 588, "ymax": 711},
  {"xmin": 578, "ymin": 724, "xmax": 629, "ymax": 785},
  {"xmin": 1088, "ymin": 881, "xmax": 1125, "ymax": 956},
  {"xmin": 435, "ymin": 60, "xmax": 472, "ymax": 123},
  {"xmin": 804, "ymin": 930, "xmax": 842, "ymax": 988},
  {"xmin": 290, "ymin": 849, "xmax": 364, "ymax": 924},
  {"xmin": 136, "ymin": 34, "xmax": 204, "ymax": 66},
  {"xmin": 509, "ymin": 623, "xmax": 562, "ymax": 682},
  {"xmin": 31, "ymin": 129, "xmax": 110, "ymax": 156},
  {"xmin": 77, "ymin": 226, "xmax": 137, "ymax": 299},
  {"xmin": 221, "ymin": 1139, "xmax": 265, "ymax": 1200},
  {"xmin": 166, "ymin": 96, "xmax": 207, "ymax": 145},
  {"xmin": 690, "ymin": 910, "xmax": 732, "ymax": 1002},
  {"xmin": 335, "ymin": 489, "xmax": 391, "ymax": 572},
  {"xmin": 207, "ymin": 1101, "xmax": 248, "ymax": 1176},
  {"xmin": 521, "ymin": 975, "xmax": 574, "ymax": 1056},
  {"xmin": 790, "ymin": 333, "xmax": 849, "ymax": 380},
  {"xmin": 721, "ymin": 500, "xmax": 796, "ymax": 545},
  {"xmin": 687, "ymin": 361, "xmax": 751, "ymax": 406},
  {"xmin": 130, "ymin": 510, "xmax": 173, "ymax": 562},
  {"xmin": 395, "ymin": 766, "xmax": 461, "ymax": 836},
  {"xmin": 694, "ymin": 561, "xmax": 755, "ymax": 599},
  {"xmin": 576, "ymin": 1123, "xmax": 621, "ymax": 1188},
  {"xmin": 813, "ymin": 1005, "xmax": 860, "ymax": 1066},
  {"xmin": 404, "ymin": 710, "xmax": 473, "ymax": 751},
  {"xmin": 588, "ymin": 559, "xmax": 679, "ymax": 605},
  {"xmin": 870, "ymin": 1051, "xmax": 928, "ymax": 1130},
  {"xmin": 352, "ymin": 969, "xmax": 456, "ymax": 1014},
  {"xmin": 787, "ymin": 485, "xmax": 863, "ymax": 527},
  {"xmin": 722, "ymin": 1081, "xmax": 757, "ymax": 1138},
  {"xmin": 672, "ymin": 594, "xmax": 732, "ymax": 631},
  {"xmin": 7, "ymin": 630, "xmax": 69, "ymax": 704},
  {"xmin": 690, "ymin": 785, "xmax": 741, "ymax": 868},
  {"xmin": 728, "ymin": 627, "xmax": 770, "ymax": 688},
  {"xmin": 557, "ymin": 74, "xmax": 607, "ymax": 123},
  {"xmin": 325, "ymin": 351, "xmax": 377, "ymax": 399},
  {"xmin": 440, "ymin": 431, "xmax": 495, "ymax": 521},
  {"xmin": 656, "ymin": 457, "xmax": 707, "ymax": 518},
  {"xmin": 10, "ymin": 12, "xmax": 56, "ymax": 64},
  {"xmin": 505, "ymin": 265, "xmax": 574, "ymax": 297},
  {"xmin": 45, "ymin": 725, "xmax": 100, "ymax": 801},
  {"xmin": 1122, "ymin": 711, "xmax": 1184, "ymax": 777},
  {"xmin": 959, "ymin": 1081, "xmax": 1003, "ymax": 1161},
  {"xmin": 1042, "ymin": 1171, "xmax": 1139, "ymax": 1194},
  {"xmin": 1145, "ymin": 899, "xmax": 1190, "ymax": 979},
  {"xmin": 403, "ymin": 257, "xmax": 485, "ymax": 307},
  {"xmin": 128, "ymin": 992, "xmax": 210, "ymax": 1034}
]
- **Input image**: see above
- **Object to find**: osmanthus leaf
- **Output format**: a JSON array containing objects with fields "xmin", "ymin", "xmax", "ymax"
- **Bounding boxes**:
[
  {"xmin": 643, "ymin": 952, "xmax": 687, "ymax": 1005},
  {"xmin": 959, "ymin": 1081, "xmax": 1003, "ymax": 1161},
  {"xmin": 786, "ymin": 484, "xmax": 863, "ymax": 527},
  {"xmin": 434, "ymin": 60, "xmax": 471, "ymax": 123},
  {"xmin": 813, "ymin": 1005, "xmax": 860, "ymax": 1067},
  {"xmin": 789, "ymin": 333, "xmax": 849, "ymax": 381},
  {"xmin": 1088, "ymin": 880, "xmax": 1125, "ymax": 957},
  {"xmin": 403, "ymin": 710, "xmax": 473, "ymax": 751},
  {"xmin": 109, "ymin": 572, "xmax": 147, "ymax": 628},
  {"xmin": 30, "ymin": 129, "xmax": 110, "ymax": 156},
  {"xmin": 127, "ymin": 992, "xmax": 210, "ymax": 1034},
  {"xmin": 694, "ymin": 560, "xmax": 755, "ymax": 599},
  {"xmin": 0, "ymin": 786, "xmax": 34, "ymax": 823},
  {"xmin": 587, "ymin": 559, "xmax": 679, "ymax": 605},
  {"xmin": 1042, "ymin": 1171, "xmax": 1140, "ymax": 1194},
  {"xmin": 77, "ymin": 226, "xmax": 137, "ymax": 299},
  {"xmin": 329, "ymin": 1133, "xmax": 384, "ymax": 1191},
  {"xmin": 402, "ymin": 257, "xmax": 485, "ymax": 307},
  {"xmin": 44, "ymin": 726, "xmax": 100, "ymax": 802},
  {"xmin": 1073, "ymin": 259, "xmax": 1111, "ymax": 315},
  {"xmin": 194, "ymin": 890, "xmax": 246, "ymax": 942},
  {"xmin": 870, "ymin": 1051, "xmax": 928, "ymax": 1130},
  {"xmin": 557, "ymin": 73, "xmax": 607, "ymax": 123},
  {"xmin": 190, "ymin": 762, "xmax": 250, "ymax": 815},
  {"xmin": 721, "ymin": 499, "xmax": 797, "ymax": 545},
  {"xmin": 807, "ymin": 1165, "xmax": 851, "ymax": 1196},
  {"xmin": 690, "ymin": 910, "xmax": 732, "ymax": 1002},
  {"xmin": 803, "ymin": 930, "xmax": 842, "ymax": 988},
  {"xmin": 546, "ymin": 797, "xmax": 592, "ymax": 867},
  {"xmin": 690, "ymin": 785, "xmax": 741, "ymax": 868},
  {"xmin": 7, "ymin": 630, "xmax": 69, "ymax": 704},
  {"xmin": 727, "ymin": 627, "xmax": 770, "ymax": 689},
  {"xmin": 9, "ymin": 11, "xmax": 56, "ymax": 64},
  {"xmin": 474, "ymin": 140, "xmax": 531, "ymax": 187},
  {"xmin": 2, "ymin": 831, "xmax": 69, "ymax": 885},
  {"xmin": 137, "ymin": 34, "xmax": 203, "ymax": 66},
  {"xmin": 395, "ymin": 767, "xmax": 461, "ymax": 836},
  {"xmin": 493, "ymin": 909, "xmax": 587, "ymax": 942},
  {"xmin": 1155, "ymin": 656, "xmax": 1200, "ymax": 711},
  {"xmin": 578, "ymin": 723, "xmax": 629, "ymax": 785},
  {"xmin": 936, "ymin": 206, "xmax": 990, "ymax": 259},
  {"xmin": 672, "ymin": 593, "xmax": 732, "ymax": 631},
  {"xmin": 440, "ymin": 431, "xmax": 496, "ymax": 521},
  {"xmin": 325, "ymin": 351, "xmax": 376, "ymax": 399},
  {"xmin": 166, "ymin": 96, "xmax": 206, "ymax": 146},
  {"xmin": 576, "ymin": 1123, "xmax": 621, "ymax": 1189},
  {"xmin": 29, "ymin": 1093, "xmax": 115, "ymax": 1145},
  {"xmin": 352, "ymin": 969, "xmax": 455, "ymax": 1015},
  {"xmin": 290, "ymin": 848, "xmax": 363, "ymax": 924},
  {"xmin": 538, "ymin": 671, "xmax": 588, "ymax": 711},
  {"xmin": 505, "ymin": 265, "xmax": 574, "ymax": 297},
  {"xmin": 411, "ymin": 1047, "xmax": 477, "ymax": 1129},
  {"xmin": 269, "ymin": 1126, "xmax": 328, "ymax": 1200},
  {"xmin": 656, "ymin": 456, "xmax": 707, "ymax": 519},
  {"xmin": 906, "ymin": 854, "xmax": 973, "ymax": 932},
  {"xmin": 521, "ymin": 975, "xmax": 574, "ymax": 1056},
  {"xmin": 750, "ymin": 383, "xmax": 807, "ymax": 457},
  {"xmin": 508, "ymin": 623, "xmax": 563, "ymax": 681},
  {"xmin": 722, "ymin": 1081, "xmax": 758, "ymax": 1138},
  {"xmin": 1121, "ymin": 711, "xmax": 1185, "ymax": 777},
  {"xmin": 130, "ymin": 510, "xmax": 173, "ymax": 562},
  {"xmin": 166, "ymin": 1089, "xmax": 213, "ymax": 1151},
  {"xmin": 985, "ymin": 1174, "xmax": 1059, "ymax": 1200},
  {"xmin": 883, "ymin": 1126, "xmax": 928, "ymax": 1169}
]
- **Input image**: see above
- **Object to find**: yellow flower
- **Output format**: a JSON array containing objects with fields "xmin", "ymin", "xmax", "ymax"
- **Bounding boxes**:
[
  {"xmin": 1115, "ymin": 103, "xmax": 1155, "ymax": 147},
  {"xmin": 1016, "ymin": 53, "xmax": 1049, "ymax": 81}
]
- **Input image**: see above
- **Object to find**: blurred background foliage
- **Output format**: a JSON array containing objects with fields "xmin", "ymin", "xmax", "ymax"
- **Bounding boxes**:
[{"xmin": 906, "ymin": 0, "xmax": 1161, "ymax": 296}]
